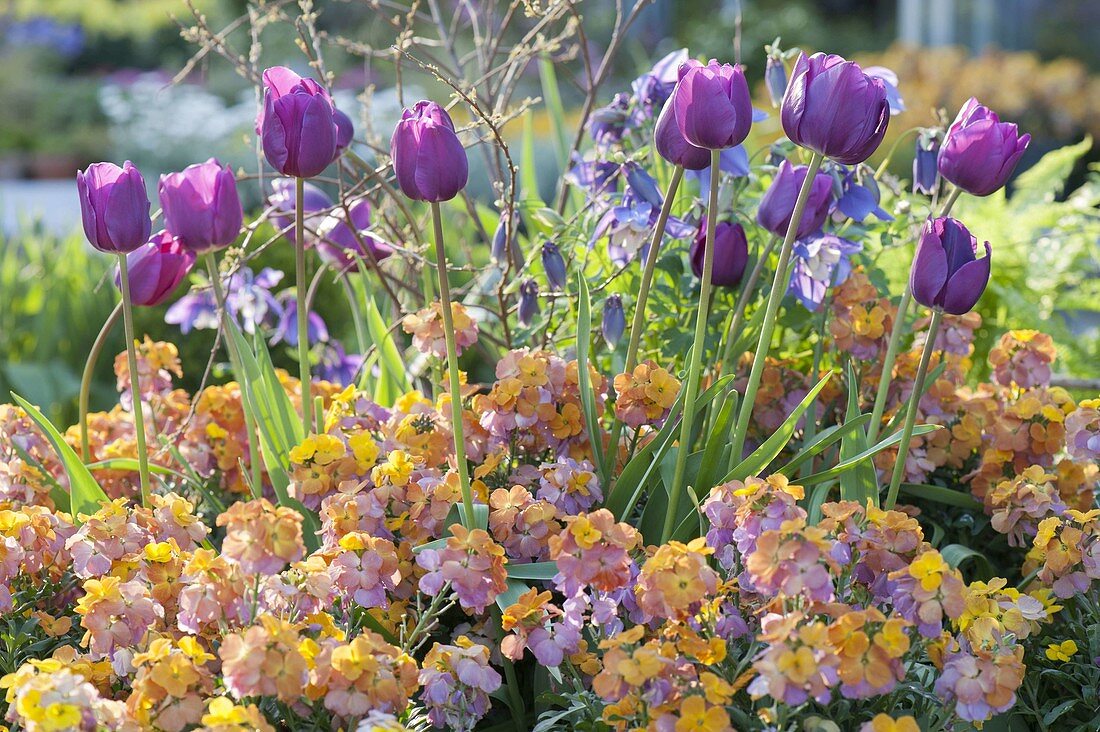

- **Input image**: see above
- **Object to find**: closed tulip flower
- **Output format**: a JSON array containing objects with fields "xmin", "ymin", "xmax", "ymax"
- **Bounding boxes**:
[
  {"xmin": 672, "ymin": 59, "xmax": 753, "ymax": 150},
  {"xmin": 259, "ymin": 66, "xmax": 338, "ymax": 179},
  {"xmin": 781, "ymin": 52, "xmax": 890, "ymax": 164},
  {"xmin": 910, "ymin": 217, "xmax": 991, "ymax": 315},
  {"xmin": 115, "ymin": 230, "xmax": 196, "ymax": 307},
  {"xmin": 159, "ymin": 159, "xmax": 243, "ymax": 254},
  {"xmin": 76, "ymin": 161, "xmax": 151, "ymax": 253},
  {"xmin": 653, "ymin": 94, "xmax": 712, "ymax": 170},
  {"xmin": 333, "ymin": 108, "xmax": 355, "ymax": 154},
  {"xmin": 938, "ymin": 97, "xmax": 1030, "ymax": 197},
  {"xmin": 756, "ymin": 160, "xmax": 834, "ymax": 239},
  {"xmin": 390, "ymin": 101, "xmax": 469, "ymax": 202},
  {"xmin": 315, "ymin": 199, "xmax": 393, "ymax": 271},
  {"xmin": 690, "ymin": 221, "xmax": 748, "ymax": 288}
]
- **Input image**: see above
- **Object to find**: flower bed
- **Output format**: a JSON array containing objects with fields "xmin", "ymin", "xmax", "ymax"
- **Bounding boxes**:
[{"xmin": 2, "ymin": 6, "xmax": 1100, "ymax": 732}]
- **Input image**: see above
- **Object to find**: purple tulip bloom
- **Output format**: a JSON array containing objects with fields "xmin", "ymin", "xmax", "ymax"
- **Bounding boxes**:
[
  {"xmin": 787, "ymin": 232, "xmax": 863, "ymax": 311},
  {"xmin": 271, "ymin": 291, "xmax": 329, "ymax": 347},
  {"xmin": 910, "ymin": 217, "xmax": 992, "ymax": 315},
  {"xmin": 159, "ymin": 158, "xmax": 243, "ymax": 254},
  {"xmin": 333, "ymin": 107, "xmax": 355, "ymax": 153},
  {"xmin": 653, "ymin": 94, "xmax": 712, "ymax": 170},
  {"xmin": 259, "ymin": 66, "xmax": 339, "ymax": 179},
  {"xmin": 938, "ymin": 97, "xmax": 1030, "ymax": 197},
  {"xmin": 390, "ymin": 100, "xmax": 468, "ymax": 202},
  {"xmin": 913, "ymin": 132, "xmax": 940, "ymax": 195},
  {"xmin": 756, "ymin": 160, "xmax": 834, "ymax": 239},
  {"xmin": 76, "ymin": 160, "xmax": 151, "ymax": 253},
  {"xmin": 601, "ymin": 294, "xmax": 626, "ymax": 347},
  {"xmin": 690, "ymin": 221, "xmax": 749, "ymax": 289},
  {"xmin": 671, "ymin": 59, "xmax": 753, "ymax": 150},
  {"xmin": 781, "ymin": 53, "xmax": 890, "ymax": 164},
  {"xmin": 268, "ymin": 178, "xmax": 334, "ymax": 246},
  {"xmin": 518, "ymin": 279, "xmax": 539, "ymax": 326},
  {"xmin": 315, "ymin": 199, "xmax": 392, "ymax": 272},
  {"xmin": 115, "ymin": 230, "xmax": 196, "ymax": 307}
]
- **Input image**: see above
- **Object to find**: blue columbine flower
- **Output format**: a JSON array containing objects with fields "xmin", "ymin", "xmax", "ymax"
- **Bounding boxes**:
[
  {"xmin": 787, "ymin": 232, "xmax": 863, "ymax": 311},
  {"xmin": 834, "ymin": 166, "xmax": 893, "ymax": 223},
  {"xmin": 271, "ymin": 291, "xmax": 330, "ymax": 347},
  {"xmin": 593, "ymin": 163, "xmax": 694, "ymax": 265}
]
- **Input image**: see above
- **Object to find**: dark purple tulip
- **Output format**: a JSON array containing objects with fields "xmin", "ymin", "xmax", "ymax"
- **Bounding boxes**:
[
  {"xmin": 938, "ymin": 97, "xmax": 1030, "ymax": 197},
  {"xmin": 542, "ymin": 241, "xmax": 567, "ymax": 291},
  {"xmin": 913, "ymin": 132, "xmax": 940, "ymax": 195},
  {"xmin": 765, "ymin": 55, "xmax": 787, "ymax": 108},
  {"xmin": 115, "ymin": 230, "xmax": 195, "ymax": 307},
  {"xmin": 390, "ymin": 101, "xmax": 468, "ymax": 202},
  {"xmin": 781, "ymin": 52, "xmax": 890, "ymax": 165},
  {"xmin": 268, "ymin": 178, "xmax": 333, "ymax": 246},
  {"xmin": 159, "ymin": 158, "xmax": 243, "ymax": 254},
  {"xmin": 671, "ymin": 59, "xmax": 753, "ymax": 150},
  {"xmin": 316, "ymin": 199, "xmax": 393, "ymax": 272},
  {"xmin": 910, "ymin": 217, "xmax": 991, "ymax": 315},
  {"xmin": 259, "ymin": 66, "xmax": 338, "ymax": 179},
  {"xmin": 756, "ymin": 160, "xmax": 833, "ymax": 240},
  {"xmin": 602, "ymin": 294, "xmax": 626, "ymax": 347},
  {"xmin": 333, "ymin": 108, "xmax": 354, "ymax": 153},
  {"xmin": 654, "ymin": 94, "xmax": 711, "ymax": 170},
  {"xmin": 518, "ymin": 279, "xmax": 539, "ymax": 326},
  {"xmin": 76, "ymin": 161, "xmax": 151, "ymax": 253},
  {"xmin": 690, "ymin": 221, "xmax": 748, "ymax": 288}
]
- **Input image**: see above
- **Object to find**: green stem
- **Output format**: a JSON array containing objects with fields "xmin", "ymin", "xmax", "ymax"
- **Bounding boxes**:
[
  {"xmin": 729, "ymin": 152, "xmax": 825, "ymax": 463},
  {"xmin": 430, "ymin": 201, "xmax": 475, "ymax": 528},
  {"xmin": 661, "ymin": 151, "xmax": 720, "ymax": 543},
  {"xmin": 939, "ymin": 186, "xmax": 962, "ymax": 217},
  {"xmin": 79, "ymin": 301, "xmax": 123, "ymax": 462},
  {"xmin": 867, "ymin": 287, "xmax": 912, "ymax": 445},
  {"xmin": 719, "ymin": 234, "xmax": 780, "ymax": 373},
  {"xmin": 295, "ymin": 177, "xmax": 313, "ymax": 435},
  {"xmin": 884, "ymin": 308, "xmax": 942, "ymax": 510},
  {"xmin": 205, "ymin": 253, "xmax": 263, "ymax": 497},
  {"xmin": 605, "ymin": 165, "xmax": 684, "ymax": 481},
  {"xmin": 116, "ymin": 254, "xmax": 151, "ymax": 506}
]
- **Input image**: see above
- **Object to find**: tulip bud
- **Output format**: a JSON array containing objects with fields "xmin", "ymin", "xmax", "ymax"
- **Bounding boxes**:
[
  {"xmin": 781, "ymin": 52, "xmax": 890, "ymax": 164},
  {"xmin": 765, "ymin": 55, "xmax": 787, "ymax": 108},
  {"xmin": 938, "ymin": 97, "xmax": 1030, "ymax": 197},
  {"xmin": 913, "ymin": 131, "xmax": 940, "ymax": 195},
  {"xmin": 602, "ymin": 294, "xmax": 626, "ymax": 347},
  {"xmin": 115, "ymin": 230, "xmax": 195, "ymax": 307},
  {"xmin": 690, "ymin": 221, "xmax": 749, "ymax": 288},
  {"xmin": 269, "ymin": 178, "xmax": 334, "ymax": 246},
  {"xmin": 518, "ymin": 279, "xmax": 540, "ymax": 326},
  {"xmin": 756, "ymin": 160, "xmax": 834, "ymax": 240},
  {"xmin": 316, "ymin": 199, "xmax": 393, "ymax": 272},
  {"xmin": 76, "ymin": 160, "xmax": 151, "ymax": 253},
  {"xmin": 654, "ymin": 94, "xmax": 712, "ymax": 170},
  {"xmin": 333, "ymin": 108, "xmax": 355, "ymax": 154},
  {"xmin": 910, "ymin": 217, "xmax": 991, "ymax": 315},
  {"xmin": 390, "ymin": 101, "xmax": 469, "ymax": 202},
  {"xmin": 259, "ymin": 66, "xmax": 339, "ymax": 179},
  {"xmin": 159, "ymin": 158, "xmax": 243, "ymax": 254},
  {"xmin": 672, "ymin": 59, "xmax": 753, "ymax": 150},
  {"xmin": 541, "ymin": 241, "xmax": 567, "ymax": 291}
]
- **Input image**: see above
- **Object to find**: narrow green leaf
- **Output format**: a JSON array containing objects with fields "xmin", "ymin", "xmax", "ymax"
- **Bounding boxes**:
[
  {"xmin": 574, "ymin": 274, "xmax": 605, "ymax": 476},
  {"xmin": 806, "ymin": 481, "xmax": 835, "ymax": 524},
  {"xmin": 940, "ymin": 543, "xmax": 995, "ymax": 578},
  {"xmin": 694, "ymin": 389, "xmax": 737, "ymax": 497},
  {"xmin": 898, "ymin": 483, "xmax": 983, "ymax": 511},
  {"xmin": 362, "ymin": 291, "xmax": 410, "ymax": 401},
  {"xmin": 775, "ymin": 414, "xmax": 872, "ymax": 477},
  {"xmin": 495, "ymin": 578, "xmax": 531, "ymax": 612},
  {"xmin": 839, "ymin": 363, "xmax": 877, "ymax": 505},
  {"xmin": 505, "ymin": 561, "xmax": 559, "ymax": 580},
  {"xmin": 538, "ymin": 52, "xmax": 570, "ymax": 167},
  {"xmin": 798, "ymin": 424, "xmax": 941, "ymax": 486}
]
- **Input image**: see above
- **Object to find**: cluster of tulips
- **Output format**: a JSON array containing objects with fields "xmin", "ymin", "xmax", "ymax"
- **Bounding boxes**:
[{"xmin": 6, "ymin": 24, "xmax": 1098, "ymax": 732}]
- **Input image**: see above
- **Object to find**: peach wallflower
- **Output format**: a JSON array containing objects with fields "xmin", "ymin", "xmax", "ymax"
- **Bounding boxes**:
[
  {"xmin": 402, "ymin": 301, "xmax": 479, "ymax": 358},
  {"xmin": 612, "ymin": 360, "xmax": 680, "ymax": 429},
  {"xmin": 219, "ymin": 615, "xmax": 309, "ymax": 702},
  {"xmin": 216, "ymin": 498, "xmax": 305, "ymax": 575},
  {"xmin": 635, "ymin": 538, "xmax": 719, "ymax": 620}
]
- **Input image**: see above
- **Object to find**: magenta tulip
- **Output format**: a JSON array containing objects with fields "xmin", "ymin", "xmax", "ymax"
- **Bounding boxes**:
[
  {"xmin": 76, "ymin": 161, "xmax": 151, "ymax": 254},
  {"xmin": 159, "ymin": 158, "xmax": 243, "ymax": 254}
]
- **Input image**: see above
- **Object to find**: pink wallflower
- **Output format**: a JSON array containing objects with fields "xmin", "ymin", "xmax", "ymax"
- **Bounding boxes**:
[
  {"xmin": 934, "ymin": 635, "xmax": 1025, "ymax": 723},
  {"xmin": 65, "ymin": 499, "xmax": 153, "ymax": 578},
  {"xmin": 328, "ymin": 532, "xmax": 401, "ymax": 609},
  {"xmin": 744, "ymin": 517, "xmax": 837, "ymax": 602},
  {"xmin": 307, "ymin": 632, "xmax": 419, "ymax": 720},
  {"xmin": 142, "ymin": 492, "xmax": 210, "ymax": 548},
  {"xmin": 703, "ymin": 475, "xmax": 807, "ymax": 571},
  {"xmin": 888, "ymin": 549, "xmax": 966, "ymax": 637},
  {"xmin": 216, "ymin": 498, "xmax": 305, "ymax": 575},
  {"xmin": 176, "ymin": 549, "xmax": 249, "ymax": 634},
  {"xmin": 319, "ymin": 485, "xmax": 389, "ymax": 548},
  {"xmin": 635, "ymin": 538, "xmax": 719, "ymax": 620},
  {"xmin": 74, "ymin": 576, "xmax": 164, "ymax": 675},
  {"xmin": 1065, "ymin": 398, "xmax": 1100, "ymax": 462},
  {"xmin": 988, "ymin": 466, "xmax": 1066, "ymax": 547},
  {"xmin": 419, "ymin": 639, "xmax": 501, "ymax": 732},
  {"xmin": 548, "ymin": 509, "xmax": 641, "ymax": 597},
  {"xmin": 402, "ymin": 301, "xmax": 479, "ymax": 359},
  {"xmin": 748, "ymin": 613, "xmax": 839, "ymax": 706},
  {"xmin": 488, "ymin": 486, "xmax": 560, "ymax": 563},
  {"xmin": 417, "ymin": 524, "xmax": 508, "ymax": 613},
  {"xmin": 989, "ymin": 329, "xmax": 1056, "ymax": 389},
  {"xmin": 219, "ymin": 615, "xmax": 310, "ymax": 702},
  {"xmin": 537, "ymin": 458, "xmax": 602, "ymax": 514}
]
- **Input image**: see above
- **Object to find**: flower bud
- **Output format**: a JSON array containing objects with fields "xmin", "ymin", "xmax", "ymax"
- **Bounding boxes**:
[
  {"xmin": 765, "ymin": 55, "xmax": 787, "ymax": 108},
  {"xmin": 518, "ymin": 279, "xmax": 539, "ymax": 326},
  {"xmin": 672, "ymin": 59, "xmax": 753, "ymax": 150},
  {"xmin": 115, "ymin": 230, "xmax": 195, "ymax": 307},
  {"xmin": 390, "ymin": 101, "xmax": 468, "ymax": 202},
  {"xmin": 541, "ymin": 241, "xmax": 567, "ymax": 291},
  {"xmin": 76, "ymin": 160, "xmax": 151, "ymax": 253},
  {"xmin": 910, "ymin": 217, "xmax": 991, "ymax": 315},
  {"xmin": 159, "ymin": 158, "xmax": 243, "ymax": 254},
  {"xmin": 690, "ymin": 221, "xmax": 748, "ymax": 288},
  {"xmin": 756, "ymin": 160, "xmax": 834, "ymax": 240},
  {"xmin": 259, "ymin": 66, "xmax": 339, "ymax": 179},
  {"xmin": 602, "ymin": 294, "xmax": 626, "ymax": 347},
  {"xmin": 938, "ymin": 97, "xmax": 1030, "ymax": 197},
  {"xmin": 913, "ymin": 132, "xmax": 940, "ymax": 195}
]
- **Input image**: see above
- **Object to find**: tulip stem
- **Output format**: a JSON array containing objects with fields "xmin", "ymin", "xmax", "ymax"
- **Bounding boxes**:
[
  {"xmin": 79, "ymin": 301, "xmax": 123, "ymax": 462},
  {"xmin": 605, "ymin": 164, "xmax": 684, "ymax": 482},
  {"xmin": 662, "ymin": 151, "xmax": 720, "ymax": 543},
  {"xmin": 939, "ymin": 186, "xmax": 962, "ymax": 217},
  {"xmin": 884, "ymin": 308, "xmax": 942, "ymax": 509},
  {"xmin": 295, "ymin": 177, "xmax": 313, "ymax": 435},
  {"xmin": 116, "ymin": 254, "xmax": 152, "ymax": 507},
  {"xmin": 729, "ymin": 152, "xmax": 824, "ymax": 465},
  {"xmin": 430, "ymin": 202, "xmax": 475, "ymax": 529},
  {"xmin": 719, "ymin": 234, "xmax": 781, "ymax": 374},
  {"xmin": 867, "ymin": 286, "xmax": 911, "ymax": 446}
]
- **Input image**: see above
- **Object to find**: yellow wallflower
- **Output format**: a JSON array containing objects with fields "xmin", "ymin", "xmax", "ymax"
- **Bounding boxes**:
[{"xmin": 1045, "ymin": 640, "xmax": 1078, "ymax": 662}]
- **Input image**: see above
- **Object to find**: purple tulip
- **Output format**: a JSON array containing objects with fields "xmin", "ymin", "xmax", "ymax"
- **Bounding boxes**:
[
  {"xmin": 913, "ymin": 132, "xmax": 940, "ymax": 195},
  {"xmin": 690, "ymin": 221, "xmax": 748, "ymax": 288},
  {"xmin": 268, "ymin": 178, "xmax": 334, "ymax": 245},
  {"xmin": 910, "ymin": 217, "xmax": 991, "ymax": 315},
  {"xmin": 315, "ymin": 199, "xmax": 393, "ymax": 271},
  {"xmin": 159, "ymin": 158, "xmax": 243, "ymax": 254},
  {"xmin": 259, "ymin": 66, "xmax": 338, "ymax": 179},
  {"xmin": 542, "ymin": 241, "xmax": 567, "ymax": 291},
  {"xmin": 76, "ymin": 161, "xmax": 151, "ymax": 253},
  {"xmin": 390, "ymin": 100, "xmax": 468, "ymax": 202},
  {"xmin": 756, "ymin": 160, "xmax": 833, "ymax": 240},
  {"xmin": 602, "ymin": 294, "xmax": 626, "ymax": 347},
  {"xmin": 333, "ymin": 107, "xmax": 355, "ymax": 153},
  {"xmin": 671, "ymin": 59, "xmax": 753, "ymax": 150},
  {"xmin": 653, "ymin": 94, "xmax": 711, "ymax": 170},
  {"xmin": 938, "ymin": 97, "xmax": 1030, "ymax": 197},
  {"xmin": 781, "ymin": 53, "xmax": 890, "ymax": 164},
  {"xmin": 518, "ymin": 279, "xmax": 539, "ymax": 326},
  {"xmin": 115, "ymin": 230, "xmax": 195, "ymax": 307}
]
